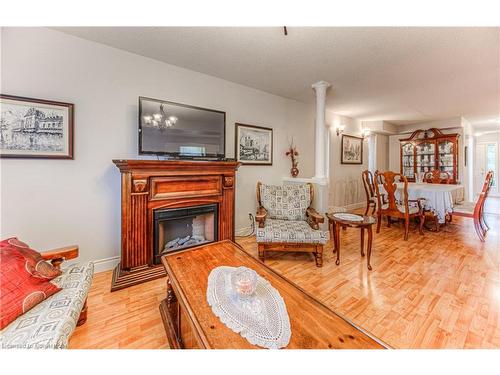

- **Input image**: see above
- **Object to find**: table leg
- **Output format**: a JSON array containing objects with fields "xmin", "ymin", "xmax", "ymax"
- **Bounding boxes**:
[
  {"xmin": 335, "ymin": 222, "xmax": 341, "ymax": 265},
  {"xmin": 331, "ymin": 221, "xmax": 337, "ymax": 254},
  {"xmin": 367, "ymin": 226, "xmax": 373, "ymax": 271},
  {"xmin": 360, "ymin": 227, "xmax": 365, "ymax": 257}
]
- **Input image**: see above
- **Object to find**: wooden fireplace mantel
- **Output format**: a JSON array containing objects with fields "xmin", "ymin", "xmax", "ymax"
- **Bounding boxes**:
[{"xmin": 111, "ymin": 159, "xmax": 240, "ymax": 291}]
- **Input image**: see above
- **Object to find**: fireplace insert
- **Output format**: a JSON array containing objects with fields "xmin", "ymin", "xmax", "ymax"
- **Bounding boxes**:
[{"xmin": 153, "ymin": 204, "xmax": 218, "ymax": 264}]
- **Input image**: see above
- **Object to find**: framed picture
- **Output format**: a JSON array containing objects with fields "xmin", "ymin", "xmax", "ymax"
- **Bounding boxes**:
[
  {"xmin": 0, "ymin": 94, "xmax": 74, "ymax": 159},
  {"xmin": 235, "ymin": 123, "xmax": 273, "ymax": 165},
  {"xmin": 341, "ymin": 134, "xmax": 363, "ymax": 164}
]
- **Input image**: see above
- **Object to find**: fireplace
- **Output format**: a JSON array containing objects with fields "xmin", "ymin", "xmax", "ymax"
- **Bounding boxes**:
[
  {"xmin": 112, "ymin": 159, "xmax": 239, "ymax": 291},
  {"xmin": 153, "ymin": 204, "xmax": 218, "ymax": 264}
]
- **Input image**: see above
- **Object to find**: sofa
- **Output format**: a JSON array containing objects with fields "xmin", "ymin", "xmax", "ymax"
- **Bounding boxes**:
[{"xmin": 0, "ymin": 245, "xmax": 94, "ymax": 349}]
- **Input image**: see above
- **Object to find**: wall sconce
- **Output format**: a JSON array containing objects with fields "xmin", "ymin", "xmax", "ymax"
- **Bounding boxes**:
[
  {"xmin": 362, "ymin": 128, "xmax": 371, "ymax": 138},
  {"xmin": 336, "ymin": 124, "xmax": 345, "ymax": 136}
]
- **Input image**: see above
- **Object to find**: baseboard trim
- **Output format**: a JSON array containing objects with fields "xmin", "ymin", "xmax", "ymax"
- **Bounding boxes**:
[
  {"xmin": 235, "ymin": 225, "xmax": 253, "ymax": 236},
  {"xmin": 93, "ymin": 256, "xmax": 121, "ymax": 273}
]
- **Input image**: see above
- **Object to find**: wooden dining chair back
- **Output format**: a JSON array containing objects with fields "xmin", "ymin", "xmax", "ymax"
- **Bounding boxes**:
[
  {"xmin": 361, "ymin": 170, "xmax": 377, "ymax": 216},
  {"xmin": 424, "ymin": 170, "xmax": 452, "ymax": 184},
  {"xmin": 374, "ymin": 171, "xmax": 425, "ymax": 241},
  {"xmin": 452, "ymin": 171, "xmax": 493, "ymax": 241}
]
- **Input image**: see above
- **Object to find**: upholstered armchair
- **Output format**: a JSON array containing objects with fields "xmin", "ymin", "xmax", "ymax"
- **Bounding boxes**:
[{"xmin": 255, "ymin": 182, "xmax": 328, "ymax": 267}]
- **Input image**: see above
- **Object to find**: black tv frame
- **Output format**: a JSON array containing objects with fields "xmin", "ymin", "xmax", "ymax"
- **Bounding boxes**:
[{"xmin": 138, "ymin": 96, "xmax": 226, "ymax": 160}]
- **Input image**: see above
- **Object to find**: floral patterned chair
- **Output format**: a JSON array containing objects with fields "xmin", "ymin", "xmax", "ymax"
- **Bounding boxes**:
[{"xmin": 255, "ymin": 182, "xmax": 328, "ymax": 267}]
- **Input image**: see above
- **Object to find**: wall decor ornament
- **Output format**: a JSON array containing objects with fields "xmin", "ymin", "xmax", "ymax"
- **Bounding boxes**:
[
  {"xmin": 235, "ymin": 123, "xmax": 273, "ymax": 165},
  {"xmin": 286, "ymin": 139, "xmax": 299, "ymax": 177},
  {"xmin": 341, "ymin": 134, "xmax": 363, "ymax": 164},
  {"xmin": 0, "ymin": 94, "xmax": 74, "ymax": 159}
]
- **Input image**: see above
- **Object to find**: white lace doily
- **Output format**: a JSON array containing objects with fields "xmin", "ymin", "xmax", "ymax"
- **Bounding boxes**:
[{"xmin": 206, "ymin": 266, "xmax": 291, "ymax": 349}]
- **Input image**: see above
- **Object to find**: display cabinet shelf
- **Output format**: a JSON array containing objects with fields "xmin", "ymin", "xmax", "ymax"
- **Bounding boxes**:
[{"xmin": 399, "ymin": 128, "xmax": 459, "ymax": 184}]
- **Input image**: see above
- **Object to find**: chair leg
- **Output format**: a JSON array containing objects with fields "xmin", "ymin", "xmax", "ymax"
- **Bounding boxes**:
[
  {"xmin": 480, "ymin": 215, "xmax": 489, "ymax": 232},
  {"xmin": 258, "ymin": 244, "xmax": 265, "ymax": 262},
  {"xmin": 387, "ymin": 216, "xmax": 391, "ymax": 228},
  {"xmin": 473, "ymin": 217, "xmax": 485, "ymax": 242},
  {"xmin": 376, "ymin": 214, "xmax": 382, "ymax": 233},
  {"xmin": 404, "ymin": 218, "xmax": 410, "ymax": 241},
  {"xmin": 315, "ymin": 245, "xmax": 323, "ymax": 267},
  {"xmin": 77, "ymin": 299, "xmax": 88, "ymax": 326},
  {"xmin": 420, "ymin": 214, "xmax": 425, "ymax": 234},
  {"xmin": 434, "ymin": 215, "xmax": 440, "ymax": 232}
]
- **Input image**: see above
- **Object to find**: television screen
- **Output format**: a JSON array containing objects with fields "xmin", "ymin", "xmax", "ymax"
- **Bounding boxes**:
[{"xmin": 139, "ymin": 97, "xmax": 225, "ymax": 158}]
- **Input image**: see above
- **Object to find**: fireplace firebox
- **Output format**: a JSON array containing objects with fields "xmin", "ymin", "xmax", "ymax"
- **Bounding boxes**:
[{"xmin": 153, "ymin": 204, "xmax": 218, "ymax": 264}]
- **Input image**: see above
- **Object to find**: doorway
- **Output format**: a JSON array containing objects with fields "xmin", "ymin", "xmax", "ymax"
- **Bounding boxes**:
[{"xmin": 474, "ymin": 142, "xmax": 498, "ymax": 196}]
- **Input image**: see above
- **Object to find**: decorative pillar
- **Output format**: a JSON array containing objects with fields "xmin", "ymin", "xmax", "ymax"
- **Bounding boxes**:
[{"xmin": 311, "ymin": 80, "xmax": 331, "ymax": 181}]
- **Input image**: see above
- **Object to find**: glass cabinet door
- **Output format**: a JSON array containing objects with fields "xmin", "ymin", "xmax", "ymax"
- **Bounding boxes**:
[
  {"xmin": 401, "ymin": 143, "xmax": 415, "ymax": 179},
  {"xmin": 415, "ymin": 141, "xmax": 436, "ymax": 174},
  {"xmin": 437, "ymin": 140, "xmax": 455, "ymax": 179}
]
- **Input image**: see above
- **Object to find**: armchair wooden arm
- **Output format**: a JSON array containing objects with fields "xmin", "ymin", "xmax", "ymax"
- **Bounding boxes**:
[
  {"xmin": 306, "ymin": 207, "xmax": 324, "ymax": 229},
  {"xmin": 41, "ymin": 245, "xmax": 79, "ymax": 269},
  {"xmin": 255, "ymin": 207, "xmax": 268, "ymax": 228}
]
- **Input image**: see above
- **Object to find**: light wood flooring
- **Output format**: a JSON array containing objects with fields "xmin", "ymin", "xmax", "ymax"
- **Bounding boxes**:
[{"xmin": 69, "ymin": 208, "xmax": 500, "ymax": 349}]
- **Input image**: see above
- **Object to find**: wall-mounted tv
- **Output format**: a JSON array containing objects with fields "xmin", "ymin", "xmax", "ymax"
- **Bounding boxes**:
[{"xmin": 138, "ymin": 97, "xmax": 226, "ymax": 159}]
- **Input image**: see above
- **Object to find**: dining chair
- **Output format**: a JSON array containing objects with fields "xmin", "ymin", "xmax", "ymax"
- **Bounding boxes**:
[
  {"xmin": 374, "ymin": 171, "xmax": 425, "ymax": 241},
  {"xmin": 452, "ymin": 171, "xmax": 493, "ymax": 242},
  {"xmin": 361, "ymin": 170, "xmax": 377, "ymax": 216},
  {"xmin": 424, "ymin": 170, "xmax": 452, "ymax": 184}
]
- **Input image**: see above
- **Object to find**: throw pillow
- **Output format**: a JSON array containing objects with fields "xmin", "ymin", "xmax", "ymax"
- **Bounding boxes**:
[
  {"xmin": 0, "ymin": 247, "xmax": 61, "ymax": 329},
  {"xmin": 0, "ymin": 238, "xmax": 62, "ymax": 279}
]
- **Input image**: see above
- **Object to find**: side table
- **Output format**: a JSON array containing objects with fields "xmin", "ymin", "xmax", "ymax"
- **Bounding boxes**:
[{"xmin": 326, "ymin": 213, "xmax": 376, "ymax": 270}]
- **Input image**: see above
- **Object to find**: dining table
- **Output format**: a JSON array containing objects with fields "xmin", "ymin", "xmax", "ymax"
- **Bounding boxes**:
[{"xmin": 379, "ymin": 182, "xmax": 465, "ymax": 224}]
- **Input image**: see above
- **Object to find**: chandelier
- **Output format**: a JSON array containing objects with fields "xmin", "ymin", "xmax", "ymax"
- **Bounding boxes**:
[{"xmin": 143, "ymin": 104, "xmax": 178, "ymax": 130}]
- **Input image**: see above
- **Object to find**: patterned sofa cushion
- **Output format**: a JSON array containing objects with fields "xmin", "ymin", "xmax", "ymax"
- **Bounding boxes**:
[
  {"xmin": 256, "ymin": 219, "xmax": 329, "ymax": 245},
  {"xmin": 260, "ymin": 184, "xmax": 311, "ymax": 221},
  {"xmin": 0, "ymin": 261, "xmax": 94, "ymax": 349}
]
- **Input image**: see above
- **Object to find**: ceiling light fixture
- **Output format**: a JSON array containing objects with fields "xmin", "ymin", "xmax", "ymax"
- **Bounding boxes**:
[{"xmin": 143, "ymin": 104, "xmax": 178, "ymax": 131}]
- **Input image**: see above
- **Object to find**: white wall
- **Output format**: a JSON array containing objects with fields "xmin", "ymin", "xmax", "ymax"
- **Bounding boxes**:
[
  {"xmin": 0, "ymin": 27, "xmax": 314, "ymax": 270},
  {"xmin": 327, "ymin": 111, "xmax": 369, "ymax": 209},
  {"xmin": 375, "ymin": 134, "xmax": 389, "ymax": 172}
]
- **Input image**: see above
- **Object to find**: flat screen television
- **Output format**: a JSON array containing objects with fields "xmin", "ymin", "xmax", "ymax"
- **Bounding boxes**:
[{"xmin": 138, "ymin": 97, "xmax": 226, "ymax": 159}]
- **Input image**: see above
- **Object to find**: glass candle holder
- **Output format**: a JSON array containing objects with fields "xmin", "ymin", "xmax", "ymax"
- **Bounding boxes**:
[{"xmin": 231, "ymin": 267, "xmax": 258, "ymax": 299}]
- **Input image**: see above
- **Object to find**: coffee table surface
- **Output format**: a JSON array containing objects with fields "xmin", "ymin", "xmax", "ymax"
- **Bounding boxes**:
[
  {"xmin": 326, "ymin": 212, "xmax": 376, "ymax": 226},
  {"xmin": 161, "ymin": 240, "xmax": 388, "ymax": 349}
]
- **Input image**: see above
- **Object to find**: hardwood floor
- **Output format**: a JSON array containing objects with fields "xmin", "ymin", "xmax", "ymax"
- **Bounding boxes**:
[
  {"xmin": 69, "ymin": 270, "xmax": 168, "ymax": 349},
  {"xmin": 69, "ymin": 211, "xmax": 500, "ymax": 349}
]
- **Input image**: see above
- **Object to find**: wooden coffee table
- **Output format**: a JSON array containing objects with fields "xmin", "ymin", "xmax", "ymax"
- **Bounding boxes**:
[
  {"xmin": 159, "ymin": 240, "xmax": 388, "ymax": 349},
  {"xmin": 326, "ymin": 213, "xmax": 376, "ymax": 270}
]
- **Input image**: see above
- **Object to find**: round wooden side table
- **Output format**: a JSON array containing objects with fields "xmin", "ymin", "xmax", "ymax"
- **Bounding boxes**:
[{"xmin": 326, "ymin": 213, "xmax": 376, "ymax": 270}]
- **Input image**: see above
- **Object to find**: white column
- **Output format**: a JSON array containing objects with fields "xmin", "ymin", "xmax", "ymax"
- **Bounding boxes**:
[{"xmin": 311, "ymin": 80, "xmax": 331, "ymax": 181}]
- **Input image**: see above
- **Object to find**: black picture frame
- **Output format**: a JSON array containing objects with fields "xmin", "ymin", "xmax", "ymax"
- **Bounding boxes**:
[
  {"xmin": 341, "ymin": 134, "xmax": 363, "ymax": 164},
  {"xmin": 0, "ymin": 94, "xmax": 74, "ymax": 159},
  {"xmin": 235, "ymin": 123, "xmax": 273, "ymax": 166}
]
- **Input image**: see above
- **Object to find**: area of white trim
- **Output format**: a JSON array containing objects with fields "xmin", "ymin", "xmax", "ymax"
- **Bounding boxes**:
[
  {"xmin": 282, "ymin": 176, "xmax": 328, "ymax": 185},
  {"xmin": 235, "ymin": 225, "xmax": 254, "ymax": 237},
  {"xmin": 92, "ymin": 255, "xmax": 121, "ymax": 273}
]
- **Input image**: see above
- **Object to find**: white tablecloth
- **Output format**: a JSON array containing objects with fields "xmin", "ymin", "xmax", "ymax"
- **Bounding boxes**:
[{"xmin": 379, "ymin": 183, "xmax": 465, "ymax": 224}]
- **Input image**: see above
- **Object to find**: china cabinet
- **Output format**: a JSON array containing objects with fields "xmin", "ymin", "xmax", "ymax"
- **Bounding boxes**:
[{"xmin": 399, "ymin": 128, "xmax": 459, "ymax": 184}]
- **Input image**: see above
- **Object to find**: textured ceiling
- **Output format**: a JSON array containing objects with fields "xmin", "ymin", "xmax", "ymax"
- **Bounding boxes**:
[{"xmin": 54, "ymin": 27, "xmax": 500, "ymax": 128}]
